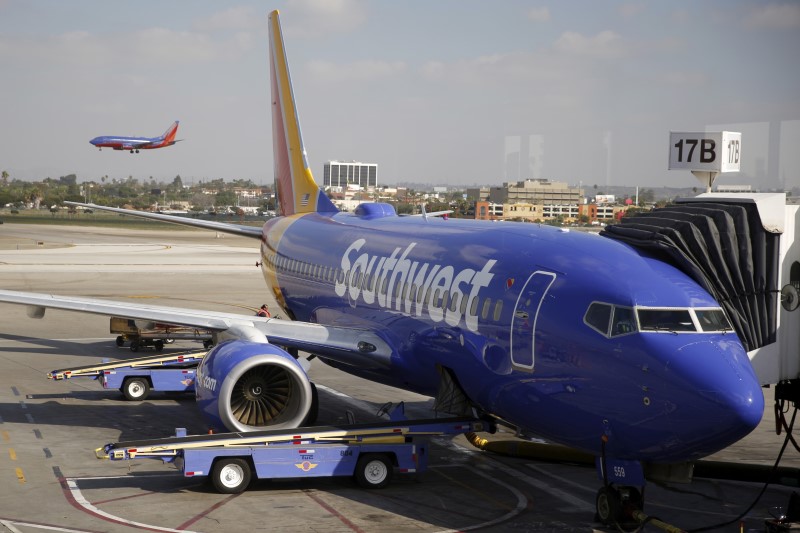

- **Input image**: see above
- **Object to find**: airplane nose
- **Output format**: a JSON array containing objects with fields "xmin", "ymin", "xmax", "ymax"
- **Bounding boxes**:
[{"xmin": 662, "ymin": 338, "xmax": 764, "ymax": 458}]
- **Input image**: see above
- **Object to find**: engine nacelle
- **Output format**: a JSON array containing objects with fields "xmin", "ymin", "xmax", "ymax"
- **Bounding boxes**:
[{"xmin": 195, "ymin": 340, "xmax": 312, "ymax": 432}]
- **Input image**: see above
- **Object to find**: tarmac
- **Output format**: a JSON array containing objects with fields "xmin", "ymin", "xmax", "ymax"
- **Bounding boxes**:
[{"xmin": 1, "ymin": 222, "xmax": 799, "ymax": 532}]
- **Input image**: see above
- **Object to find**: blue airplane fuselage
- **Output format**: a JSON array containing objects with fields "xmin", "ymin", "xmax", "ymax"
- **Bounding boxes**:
[{"xmin": 259, "ymin": 205, "xmax": 763, "ymax": 463}]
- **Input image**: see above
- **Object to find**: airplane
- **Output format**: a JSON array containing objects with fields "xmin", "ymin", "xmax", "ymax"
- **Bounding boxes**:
[
  {"xmin": 0, "ymin": 10, "xmax": 764, "ymax": 524},
  {"xmin": 89, "ymin": 120, "xmax": 181, "ymax": 153}
]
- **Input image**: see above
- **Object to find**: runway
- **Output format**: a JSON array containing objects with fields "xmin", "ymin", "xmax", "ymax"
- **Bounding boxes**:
[{"xmin": 0, "ymin": 223, "xmax": 798, "ymax": 532}]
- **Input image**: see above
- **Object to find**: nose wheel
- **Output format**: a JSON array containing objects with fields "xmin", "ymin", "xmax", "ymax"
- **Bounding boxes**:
[{"xmin": 595, "ymin": 485, "xmax": 643, "ymax": 531}]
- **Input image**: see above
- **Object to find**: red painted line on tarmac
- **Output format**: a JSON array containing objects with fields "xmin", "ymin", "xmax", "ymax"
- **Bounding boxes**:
[
  {"xmin": 175, "ymin": 493, "xmax": 240, "ymax": 530},
  {"xmin": 56, "ymin": 474, "xmax": 170, "ymax": 532},
  {"xmin": 93, "ymin": 490, "xmax": 161, "ymax": 505},
  {"xmin": 53, "ymin": 467, "xmax": 195, "ymax": 533},
  {"xmin": 304, "ymin": 489, "xmax": 367, "ymax": 533}
]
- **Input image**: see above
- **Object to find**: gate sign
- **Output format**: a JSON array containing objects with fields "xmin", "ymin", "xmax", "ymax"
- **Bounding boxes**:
[{"xmin": 668, "ymin": 131, "xmax": 741, "ymax": 173}]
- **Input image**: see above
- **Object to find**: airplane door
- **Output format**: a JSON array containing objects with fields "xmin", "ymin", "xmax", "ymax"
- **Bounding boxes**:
[{"xmin": 510, "ymin": 271, "xmax": 556, "ymax": 372}]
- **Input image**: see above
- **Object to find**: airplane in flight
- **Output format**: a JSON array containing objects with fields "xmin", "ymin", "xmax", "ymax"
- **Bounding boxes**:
[
  {"xmin": 0, "ymin": 10, "xmax": 764, "ymax": 525},
  {"xmin": 89, "ymin": 120, "xmax": 181, "ymax": 153}
]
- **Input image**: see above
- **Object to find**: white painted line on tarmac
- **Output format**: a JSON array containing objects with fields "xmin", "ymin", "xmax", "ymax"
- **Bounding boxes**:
[
  {"xmin": 0, "ymin": 519, "xmax": 90, "ymax": 532},
  {"xmin": 445, "ymin": 439, "xmax": 596, "ymax": 513},
  {"xmin": 431, "ymin": 467, "xmax": 528, "ymax": 533},
  {"xmin": 65, "ymin": 477, "xmax": 199, "ymax": 533}
]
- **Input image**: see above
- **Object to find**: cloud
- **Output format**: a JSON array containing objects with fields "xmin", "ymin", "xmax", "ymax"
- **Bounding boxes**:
[
  {"xmin": 306, "ymin": 59, "xmax": 406, "ymax": 83},
  {"xmin": 0, "ymin": 27, "xmax": 252, "ymax": 68},
  {"xmin": 527, "ymin": 7, "xmax": 550, "ymax": 23},
  {"xmin": 553, "ymin": 30, "xmax": 626, "ymax": 59},
  {"xmin": 745, "ymin": 3, "xmax": 800, "ymax": 29},
  {"xmin": 192, "ymin": 6, "xmax": 263, "ymax": 32},
  {"xmin": 283, "ymin": 0, "xmax": 368, "ymax": 36},
  {"xmin": 618, "ymin": 3, "xmax": 645, "ymax": 19}
]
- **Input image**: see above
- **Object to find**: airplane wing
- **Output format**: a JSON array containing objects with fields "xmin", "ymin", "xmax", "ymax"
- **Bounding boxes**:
[
  {"xmin": 122, "ymin": 140, "xmax": 154, "ymax": 149},
  {"xmin": 0, "ymin": 289, "xmax": 393, "ymax": 369},
  {"xmin": 65, "ymin": 202, "xmax": 263, "ymax": 239}
]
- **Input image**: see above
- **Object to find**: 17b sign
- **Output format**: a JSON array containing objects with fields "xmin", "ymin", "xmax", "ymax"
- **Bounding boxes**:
[{"xmin": 668, "ymin": 131, "xmax": 741, "ymax": 173}]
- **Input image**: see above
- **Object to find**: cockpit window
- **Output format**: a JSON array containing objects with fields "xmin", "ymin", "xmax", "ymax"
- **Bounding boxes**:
[
  {"xmin": 611, "ymin": 306, "xmax": 636, "ymax": 337},
  {"xmin": 584, "ymin": 303, "xmax": 612, "ymax": 336},
  {"xmin": 586, "ymin": 303, "xmax": 732, "ymax": 337},
  {"xmin": 638, "ymin": 309, "xmax": 695, "ymax": 332},
  {"xmin": 695, "ymin": 309, "xmax": 732, "ymax": 332}
]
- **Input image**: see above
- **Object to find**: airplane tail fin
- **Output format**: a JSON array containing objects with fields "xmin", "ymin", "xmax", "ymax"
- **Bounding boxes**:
[
  {"xmin": 268, "ymin": 10, "xmax": 338, "ymax": 217},
  {"xmin": 161, "ymin": 121, "xmax": 180, "ymax": 143}
]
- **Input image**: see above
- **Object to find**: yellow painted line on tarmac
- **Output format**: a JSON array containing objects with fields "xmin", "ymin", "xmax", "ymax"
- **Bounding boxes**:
[
  {"xmin": 1, "ymin": 430, "xmax": 9, "ymax": 442},
  {"xmin": 9, "ymin": 448, "xmax": 17, "ymax": 460},
  {"xmin": 15, "ymin": 467, "xmax": 25, "ymax": 484}
]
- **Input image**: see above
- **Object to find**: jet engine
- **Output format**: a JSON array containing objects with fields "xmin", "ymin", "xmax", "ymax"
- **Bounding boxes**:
[{"xmin": 195, "ymin": 340, "xmax": 313, "ymax": 433}]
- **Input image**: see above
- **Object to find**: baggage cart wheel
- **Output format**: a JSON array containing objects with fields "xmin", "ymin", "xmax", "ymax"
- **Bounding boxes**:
[
  {"xmin": 211, "ymin": 458, "xmax": 251, "ymax": 494},
  {"xmin": 130, "ymin": 339, "xmax": 140, "ymax": 352},
  {"xmin": 154, "ymin": 340, "xmax": 164, "ymax": 351},
  {"xmin": 115, "ymin": 336, "xmax": 125, "ymax": 347},
  {"xmin": 354, "ymin": 454, "xmax": 393, "ymax": 489},
  {"xmin": 122, "ymin": 377, "xmax": 150, "ymax": 401}
]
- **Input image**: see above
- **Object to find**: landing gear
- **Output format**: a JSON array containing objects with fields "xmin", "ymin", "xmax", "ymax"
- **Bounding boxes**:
[
  {"xmin": 595, "ymin": 443, "xmax": 646, "ymax": 530},
  {"xmin": 595, "ymin": 485, "xmax": 643, "ymax": 530}
]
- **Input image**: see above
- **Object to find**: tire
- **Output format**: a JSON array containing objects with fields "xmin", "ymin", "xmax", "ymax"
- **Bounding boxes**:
[
  {"xmin": 595, "ymin": 486, "xmax": 621, "ymax": 526},
  {"xmin": 115, "ymin": 336, "xmax": 125, "ymax": 347},
  {"xmin": 130, "ymin": 339, "xmax": 140, "ymax": 352},
  {"xmin": 354, "ymin": 454, "xmax": 393, "ymax": 489},
  {"xmin": 211, "ymin": 458, "xmax": 251, "ymax": 494},
  {"xmin": 154, "ymin": 340, "xmax": 164, "ymax": 351},
  {"xmin": 122, "ymin": 377, "xmax": 150, "ymax": 401}
]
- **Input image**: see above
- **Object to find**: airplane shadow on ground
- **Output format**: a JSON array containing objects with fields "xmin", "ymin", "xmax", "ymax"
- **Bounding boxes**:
[
  {"xmin": 0, "ymin": 334, "xmax": 204, "ymax": 359},
  {"xmin": 1, "ymin": 387, "xmax": 439, "ymax": 444}
]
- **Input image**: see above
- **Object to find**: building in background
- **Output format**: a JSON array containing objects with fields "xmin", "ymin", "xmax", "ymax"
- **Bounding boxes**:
[
  {"xmin": 323, "ymin": 161, "xmax": 378, "ymax": 190},
  {"xmin": 488, "ymin": 179, "xmax": 583, "ymax": 205}
]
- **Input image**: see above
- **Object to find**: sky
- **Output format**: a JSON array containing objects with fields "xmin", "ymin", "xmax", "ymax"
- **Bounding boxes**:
[{"xmin": 1, "ymin": 0, "xmax": 798, "ymax": 190}]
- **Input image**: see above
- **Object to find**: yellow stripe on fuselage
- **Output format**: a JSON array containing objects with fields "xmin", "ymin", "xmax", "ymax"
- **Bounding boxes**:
[{"xmin": 260, "ymin": 214, "xmax": 306, "ymax": 314}]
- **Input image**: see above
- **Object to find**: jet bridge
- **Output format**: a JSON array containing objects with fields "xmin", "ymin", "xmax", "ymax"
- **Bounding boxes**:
[{"xmin": 601, "ymin": 192, "xmax": 800, "ymax": 390}]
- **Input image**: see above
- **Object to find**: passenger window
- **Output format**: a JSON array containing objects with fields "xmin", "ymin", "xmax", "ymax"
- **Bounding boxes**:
[
  {"xmin": 584, "ymin": 303, "xmax": 612, "ymax": 336},
  {"xmin": 611, "ymin": 306, "xmax": 636, "ymax": 337},
  {"xmin": 493, "ymin": 300, "xmax": 503, "ymax": 321},
  {"xmin": 482, "ymin": 299, "xmax": 491, "ymax": 320},
  {"xmin": 450, "ymin": 293, "xmax": 459, "ymax": 312},
  {"xmin": 470, "ymin": 296, "xmax": 479, "ymax": 317}
]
